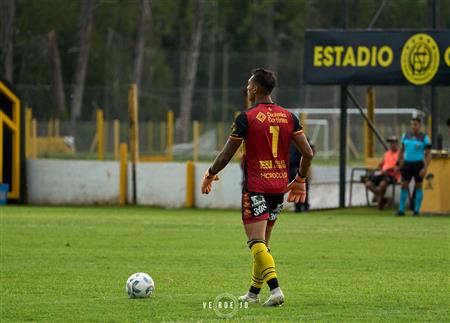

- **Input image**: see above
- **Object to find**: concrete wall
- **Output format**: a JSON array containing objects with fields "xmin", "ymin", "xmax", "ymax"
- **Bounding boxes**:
[
  {"xmin": 27, "ymin": 159, "xmax": 371, "ymax": 208},
  {"xmin": 194, "ymin": 163, "xmax": 371, "ymax": 209},
  {"xmin": 195, "ymin": 162, "xmax": 242, "ymax": 209},
  {"xmin": 136, "ymin": 162, "xmax": 186, "ymax": 208},
  {"xmin": 27, "ymin": 159, "xmax": 121, "ymax": 205}
]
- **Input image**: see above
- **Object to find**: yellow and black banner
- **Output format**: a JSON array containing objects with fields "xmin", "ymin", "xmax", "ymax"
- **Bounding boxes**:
[{"xmin": 304, "ymin": 30, "xmax": 450, "ymax": 85}]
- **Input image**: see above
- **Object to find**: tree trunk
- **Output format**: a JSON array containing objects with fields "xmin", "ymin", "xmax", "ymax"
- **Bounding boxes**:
[
  {"xmin": 47, "ymin": 30, "xmax": 67, "ymax": 118},
  {"xmin": 133, "ymin": 0, "xmax": 151, "ymax": 90},
  {"xmin": 70, "ymin": 0, "xmax": 95, "ymax": 132},
  {"xmin": 178, "ymin": 0, "xmax": 206, "ymax": 142},
  {"xmin": 1, "ymin": 0, "xmax": 15, "ymax": 82},
  {"xmin": 206, "ymin": 0, "xmax": 217, "ymax": 124},
  {"xmin": 221, "ymin": 42, "xmax": 229, "ymax": 123},
  {"xmin": 178, "ymin": 2, "xmax": 188, "ymax": 93},
  {"xmin": 107, "ymin": 29, "xmax": 123, "ymax": 120},
  {"xmin": 264, "ymin": 2, "xmax": 275, "ymax": 69},
  {"xmin": 264, "ymin": 2, "xmax": 277, "ymax": 99},
  {"xmin": 103, "ymin": 28, "xmax": 114, "ymax": 120}
]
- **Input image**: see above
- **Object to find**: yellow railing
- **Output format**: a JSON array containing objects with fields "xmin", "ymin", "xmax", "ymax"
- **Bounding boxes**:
[
  {"xmin": 364, "ymin": 87, "xmax": 375, "ymax": 159},
  {"xmin": 0, "ymin": 81, "xmax": 21, "ymax": 199},
  {"xmin": 139, "ymin": 110, "xmax": 174, "ymax": 162},
  {"xmin": 119, "ymin": 143, "xmax": 128, "ymax": 205},
  {"xmin": 96, "ymin": 109, "xmax": 104, "ymax": 160}
]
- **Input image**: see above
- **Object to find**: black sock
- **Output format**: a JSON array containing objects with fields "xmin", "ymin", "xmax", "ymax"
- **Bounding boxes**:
[
  {"xmin": 249, "ymin": 286, "xmax": 261, "ymax": 295},
  {"xmin": 267, "ymin": 278, "xmax": 279, "ymax": 290}
]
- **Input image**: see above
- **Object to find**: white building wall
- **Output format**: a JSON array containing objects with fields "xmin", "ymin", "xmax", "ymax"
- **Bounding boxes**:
[
  {"xmin": 26, "ymin": 159, "xmax": 371, "ymax": 208},
  {"xmin": 27, "ymin": 159, "xmax": 121, "ymax": 205},
  {"xmin": 195, "ymin": 162, "xmax": 242, "ymax": 209},
  {"xmin": 136, "ymin": 162, "xmax": 186, "ymax": 208}
]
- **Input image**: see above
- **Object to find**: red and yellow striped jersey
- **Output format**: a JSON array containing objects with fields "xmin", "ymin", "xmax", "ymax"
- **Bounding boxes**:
[{"xmin": 230, "ymin": 103, "xmax": 303, "ymax": 193}]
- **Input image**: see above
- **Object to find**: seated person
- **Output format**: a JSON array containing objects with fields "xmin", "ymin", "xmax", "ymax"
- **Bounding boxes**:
[{"xmin": 365, "ymin": 136, "xmax": 400, "ymax": 209}]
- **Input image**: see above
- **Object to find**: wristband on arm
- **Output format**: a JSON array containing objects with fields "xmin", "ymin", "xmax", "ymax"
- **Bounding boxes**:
[
  {"xmin": 205, "ymin": 167, "xmax": 217, "ymax": 179},
  {"xmin": 296, "ymin": 170, "xmax": 307, "ymax": 182}
]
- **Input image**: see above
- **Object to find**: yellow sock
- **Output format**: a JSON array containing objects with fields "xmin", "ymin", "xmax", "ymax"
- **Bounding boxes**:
[
  {"xmin": 251, "ymin": 259, "xmax": 264, "ymax": 289},
  {"xmin": 248, "ymin": 240, "xmax": 278, "ymax": 283}
]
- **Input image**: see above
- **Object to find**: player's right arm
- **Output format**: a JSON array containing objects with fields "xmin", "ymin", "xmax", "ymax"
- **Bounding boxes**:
[
  {"xmin": 209, "ymin": 138, "xmax": 242, "ymax": 175},
  {"xmin": 201, "ymin": 112, "xmax": 247, "ymax": 194},
  {"xmin": 201, "ymin": 138, "xmax": 242, "ymax": 194}
]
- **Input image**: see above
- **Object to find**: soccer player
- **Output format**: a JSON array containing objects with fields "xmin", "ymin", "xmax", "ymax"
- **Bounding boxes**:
[
  {"xmin": 396, "ymin": 117, "xmax": 432, "ymax": 216},
  {"xmin": 364, "ymin": 136, "xmax": 400, "ymax": 209},
  {"xmin": 201, "ymin": 68, "xmax": 313, "ymax": 306}
]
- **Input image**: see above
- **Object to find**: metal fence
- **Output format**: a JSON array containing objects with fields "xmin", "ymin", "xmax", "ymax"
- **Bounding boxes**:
[{"xmin": 21, "ymin": 82, "xmax": 449, "ymax": 164}]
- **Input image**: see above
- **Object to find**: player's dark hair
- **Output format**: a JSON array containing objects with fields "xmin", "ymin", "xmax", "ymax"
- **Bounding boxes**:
[
  {"xmin": 447, "ymin": 118, "xmax": 450, "ymax": 126},
  {"xmin": 251, "ymin": 68, "xmax": 276, "ymax": 94},
  {"xmin": 411, "ymin": 117, "xmax": 421, "ymax": 124}
]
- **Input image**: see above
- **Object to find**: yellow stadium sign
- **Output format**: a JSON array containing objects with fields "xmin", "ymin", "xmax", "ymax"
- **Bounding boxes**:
[
  {"xmin": 304, "ymin": 30, "xmax": 450, "ymax": 85},
  {"xmin": 314, "ymin": 46, "xmax": 393, "ymax": 68}
]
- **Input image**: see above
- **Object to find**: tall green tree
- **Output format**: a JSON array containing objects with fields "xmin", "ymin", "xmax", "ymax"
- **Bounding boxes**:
[
  {"xmin": 179, "ymin": 0, "xmax": 206, "ymax": 142},
  {"xmin": 70, "ymin": 0, "xmax": 96, "ymax": 131},
  {"xmin": 0, "ymin": 0, "xmax": 15, "ymax": 82}
]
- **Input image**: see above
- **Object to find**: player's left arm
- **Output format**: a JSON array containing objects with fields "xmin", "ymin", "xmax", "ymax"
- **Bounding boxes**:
[
  {"xmin": 286, "ymin": 133, "xmax": 313, "ymax": 203},
  {"xmin": 285, "ymin": 113, "xmax": 313, "ymax": 203},
  {"xmin": 290, "ymin": 113, "xmax": 313, "ymax": 178},
  {"xmin": 292, "ymin": 133, "xmax": 314, "ymax": 178}
]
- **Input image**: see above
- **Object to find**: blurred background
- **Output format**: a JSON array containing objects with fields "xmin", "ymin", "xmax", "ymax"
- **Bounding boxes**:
[{"xmin": 1, "ymin": 0, "xmax": 449, "ymax": 162}]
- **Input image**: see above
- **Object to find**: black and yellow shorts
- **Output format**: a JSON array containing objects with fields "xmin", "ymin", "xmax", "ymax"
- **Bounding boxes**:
[{"xmin": 242, "ymin": 191, "xmax": 284, "ymax": 226}]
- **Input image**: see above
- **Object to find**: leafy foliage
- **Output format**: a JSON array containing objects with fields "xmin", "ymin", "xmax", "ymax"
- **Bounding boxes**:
[{"xmin": 2, "ymin": 0, "xmax": 449, "ymax": 121}]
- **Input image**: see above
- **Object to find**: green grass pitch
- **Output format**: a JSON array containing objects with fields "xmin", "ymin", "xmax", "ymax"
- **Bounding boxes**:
[{"xmin": 1, "ymin": 206, "xmax": 449, "ymax": 322}]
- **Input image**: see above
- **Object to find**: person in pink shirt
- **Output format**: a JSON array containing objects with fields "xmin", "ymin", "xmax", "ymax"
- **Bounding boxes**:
[{"xmin": 365, "ymin": 136, "xmax": 401, "ymax": 209}]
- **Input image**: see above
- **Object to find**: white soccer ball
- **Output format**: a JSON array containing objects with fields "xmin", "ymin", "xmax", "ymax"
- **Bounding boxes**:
[{"xmin": 125, "ymin": 272, "xmax": 155, "ymax": 298}]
